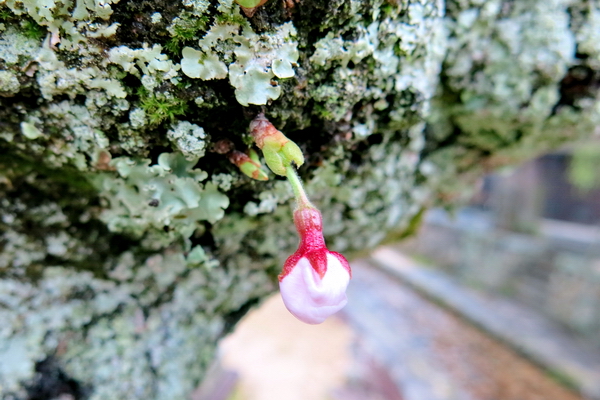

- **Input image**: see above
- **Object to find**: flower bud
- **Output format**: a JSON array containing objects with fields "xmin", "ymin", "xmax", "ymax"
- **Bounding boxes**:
[
  {"xmin": 279, "ymin": 207, "xmax": 351, "ymax": 324},
  {"xmin": 250, "ymin": 113, "xmax": 304, "ymax": 176},
  {"xmin": 280, "ymin": 252, "xmax": 350, "ymax": 324},
  {"xmin": 228, "ymin": 150, "xmax": 269, "ymax": 181}
]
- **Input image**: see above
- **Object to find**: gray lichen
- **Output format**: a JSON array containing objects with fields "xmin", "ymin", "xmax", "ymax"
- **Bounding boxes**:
[
  {"xmin": 428, "ymin": 0, "xmax": 600, "ymax": 199},
  {"xmin": 1, "ymin": 0, "xmax": 600, "ymax": 398},
  {"xmin": 166, "ymin": 121, "xmax": 207, "ymax": 160}
]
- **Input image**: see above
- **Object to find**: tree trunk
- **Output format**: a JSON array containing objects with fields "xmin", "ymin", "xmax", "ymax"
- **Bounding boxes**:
[{"xmin": 0, "ymin": 0, "xmax": 598, "ymax": 398}]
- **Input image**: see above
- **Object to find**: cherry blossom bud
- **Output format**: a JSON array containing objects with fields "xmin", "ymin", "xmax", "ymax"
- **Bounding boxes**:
[
  {"xmin": 247, "ymin": 114, "xmax": 351, "ymax": 323},
  {"xmin": 228, "ymin": 150, "xmax": 269, "ymax": 181},
  {"xmin": 279, "ymin": 207, "xmax": 351, "ymax": 324},
  {"xmin": 249, "ymin": 113, "xmax": 304, "ymax": 176}
]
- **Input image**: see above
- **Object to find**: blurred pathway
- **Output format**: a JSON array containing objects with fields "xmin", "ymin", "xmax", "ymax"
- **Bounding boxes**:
[{"xmin": 342, "ymin": 250, "xmax": 597, "ymax": 400}]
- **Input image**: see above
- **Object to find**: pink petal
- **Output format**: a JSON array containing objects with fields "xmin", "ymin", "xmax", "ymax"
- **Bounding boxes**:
[{"xmin": 279, "ymin": 253, "xmax": 350, "ymax": 324}]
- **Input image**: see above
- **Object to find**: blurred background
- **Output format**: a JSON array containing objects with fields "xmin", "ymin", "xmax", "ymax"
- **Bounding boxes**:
[{"xmin": 195, "ymin": 142, "xmax": 600, "ymax": 400}]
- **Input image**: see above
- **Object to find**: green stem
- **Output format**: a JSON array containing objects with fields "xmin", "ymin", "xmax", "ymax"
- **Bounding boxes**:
[{"xmin": 285, "ymin": 165, "xmax": 312, "ymax": 208}]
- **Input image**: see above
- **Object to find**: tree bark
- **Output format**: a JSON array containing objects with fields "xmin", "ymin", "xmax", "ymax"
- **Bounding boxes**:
[{"xmin": 0, "ymin": 0, "xmax": 599, "ymax": 398}]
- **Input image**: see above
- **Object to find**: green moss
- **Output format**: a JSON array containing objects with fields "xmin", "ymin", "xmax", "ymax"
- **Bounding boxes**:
[
  {"xmin": 165, "ymin": 14, "xmax": 210, "ymax": 54},
  {"xmin": 138, "ymin": 88, "xmax": 189, "ymax": 125},
  {"xmin": 0, "ymin": 8, "xmax": 12, "ymax": 21},
  {"xmin": 20, "ymin": 18, "xmax": 45, "ymax": 40},
  {"xmin": 213, "ymin": 12, "xmax": 246, "ymax": 26}
]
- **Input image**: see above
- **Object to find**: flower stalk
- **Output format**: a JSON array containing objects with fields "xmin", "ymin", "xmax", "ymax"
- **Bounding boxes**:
[
  {"xmin": 285, "ymin": 165, "xmax": 312, "ymax": 209},
  {"xmin": 249, "ymin": 113, "xmax": 351, "ymax": 324}
]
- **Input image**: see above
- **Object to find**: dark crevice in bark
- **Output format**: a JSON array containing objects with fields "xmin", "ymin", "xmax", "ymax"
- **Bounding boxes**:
[
  {"xmin": 110, "ymin": 0, "xmax": 188, "ymax": 48},
  {"xmin": 555, "ymin": 64, "xmax": 600, "ymax": 112},
  {"xmin": 25, "ymin": 357, "xmax": 91, "ymax": 400}
]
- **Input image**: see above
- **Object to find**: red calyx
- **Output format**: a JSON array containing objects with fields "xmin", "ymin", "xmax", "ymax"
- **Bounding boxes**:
[{"xmin": 279, "ymin": 207, "xmax": 351, "ymax": 281}]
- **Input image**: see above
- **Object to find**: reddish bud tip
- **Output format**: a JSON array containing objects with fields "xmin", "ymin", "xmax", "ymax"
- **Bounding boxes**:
[
  {"xmin": 249, "ymin": 113, "xmax": 284, "ymax": 149},
  {"xmin": 228, "ymin": 150, "xmax": 269, "ymax": 181}
]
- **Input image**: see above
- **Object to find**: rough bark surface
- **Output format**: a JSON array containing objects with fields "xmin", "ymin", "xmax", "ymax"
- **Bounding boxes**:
[{"xmin": 0, "ymin": 0, "xmax": 599, "ymax": 398}]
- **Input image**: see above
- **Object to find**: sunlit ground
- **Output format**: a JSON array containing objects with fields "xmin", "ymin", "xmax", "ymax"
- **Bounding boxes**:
[{"xmin": 219, "ymin": 294, "xmax": 352, "ymax": 400}]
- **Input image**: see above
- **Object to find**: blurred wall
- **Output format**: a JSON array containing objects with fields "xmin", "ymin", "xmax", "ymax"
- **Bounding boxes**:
[{"xmin": 403, "ymin": 154, "xmax": 600, "ymax": 348}]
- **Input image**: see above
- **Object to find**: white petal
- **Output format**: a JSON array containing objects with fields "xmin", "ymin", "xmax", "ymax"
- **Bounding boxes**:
[{"xmin": 279, "ymin": 253, "xmax": 350, "ymax": 324}]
